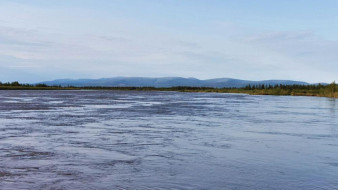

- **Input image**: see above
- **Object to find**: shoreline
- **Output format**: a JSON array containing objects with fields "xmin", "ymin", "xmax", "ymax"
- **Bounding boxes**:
[{"xmin": 0, "ymin": 86, "xmax": 337, "ymax": 98}]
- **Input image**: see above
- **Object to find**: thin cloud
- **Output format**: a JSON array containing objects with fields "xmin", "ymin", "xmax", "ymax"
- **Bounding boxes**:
[{"xmin": 0, "ymin": 1, "xmax": 337, "ymax": 83}]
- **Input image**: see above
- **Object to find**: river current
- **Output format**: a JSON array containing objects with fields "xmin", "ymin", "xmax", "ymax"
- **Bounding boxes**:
[{"xmin": 0, "ymin": 90, "xmax": 337, "ymax": 190}]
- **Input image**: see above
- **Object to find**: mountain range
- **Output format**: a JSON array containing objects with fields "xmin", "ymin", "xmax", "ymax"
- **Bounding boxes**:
[{"xmin": 39, "ymin": 77, "xmax": 311, "ymax": 88}]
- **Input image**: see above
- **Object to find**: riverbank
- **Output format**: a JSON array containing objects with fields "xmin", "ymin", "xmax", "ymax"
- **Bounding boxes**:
[{"xmin": 0, "ymin": 84, "xmax": 337, "ymax": 98}]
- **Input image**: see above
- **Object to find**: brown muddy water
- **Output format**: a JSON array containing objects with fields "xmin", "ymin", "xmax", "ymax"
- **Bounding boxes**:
[{"xmin": 0, "ymin": 90, "xmax": 337, "ymax": 190}]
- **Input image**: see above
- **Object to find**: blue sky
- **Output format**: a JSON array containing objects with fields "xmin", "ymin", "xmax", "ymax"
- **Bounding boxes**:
[{"xmin": 0, "ymin": 0, "xmax": 337, "ymax": 83}]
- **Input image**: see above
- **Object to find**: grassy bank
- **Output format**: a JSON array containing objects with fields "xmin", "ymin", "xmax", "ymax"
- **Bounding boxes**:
[{"xmin": 0, "ymin": 82, "xmax": 337, "ymax": 98}]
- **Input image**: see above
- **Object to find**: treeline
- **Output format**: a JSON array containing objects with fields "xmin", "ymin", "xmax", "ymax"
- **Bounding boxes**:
[
  {"xmin": 0, "ymin": 81, "xmax": 337, "ymax": 98},
  {"xmin": 243, "ymin": 83, "xmax": 327, "ymax": 90},
  {"xmin": 240, "ymin": 82, "xmax": 337, "ymax": 98},
  {"xmin": 0, "ymin": 81, "xmax": 71, "ymax": 90}
]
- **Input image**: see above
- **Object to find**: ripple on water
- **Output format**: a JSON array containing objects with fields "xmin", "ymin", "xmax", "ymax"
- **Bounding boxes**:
[{"xmin": 0, "ymin": 90, "xmax": 337, "ymax": 190}]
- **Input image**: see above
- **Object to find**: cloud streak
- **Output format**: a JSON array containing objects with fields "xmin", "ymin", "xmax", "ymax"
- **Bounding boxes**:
[{"xmin": 0, "ymin": 1, "xmax": 337, "ymax": 83}]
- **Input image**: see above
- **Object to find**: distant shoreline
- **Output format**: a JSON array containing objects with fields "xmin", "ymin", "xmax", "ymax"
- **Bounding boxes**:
[{"xmin": 0, "ymin": 84, "xmax": 337, "ymax": 98}]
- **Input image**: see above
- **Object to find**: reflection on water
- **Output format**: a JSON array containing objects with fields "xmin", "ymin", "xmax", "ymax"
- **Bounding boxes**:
[
  {"xmin": 0, "ymin": 90, "xmax": 337, "ymax": 190},
  {"xmin": 328, "ymin": 98, "xmax": 336, "ymax": 115}
]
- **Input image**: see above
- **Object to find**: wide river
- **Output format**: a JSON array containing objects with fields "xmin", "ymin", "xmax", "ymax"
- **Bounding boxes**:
[{"xmin": 0, "ymin": 90, "xmax": 337, "ymax": 190}]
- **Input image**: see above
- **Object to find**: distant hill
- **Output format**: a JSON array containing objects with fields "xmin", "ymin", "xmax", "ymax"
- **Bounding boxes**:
[{"xmin": 39, "ymin": 77, "xmax": 310, "ymax": 88}]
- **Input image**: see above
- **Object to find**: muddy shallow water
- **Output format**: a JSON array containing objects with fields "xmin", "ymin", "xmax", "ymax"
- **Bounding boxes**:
[{"xmin": 0, "ymin": 90, "xmax": 337, "ymax": 190}]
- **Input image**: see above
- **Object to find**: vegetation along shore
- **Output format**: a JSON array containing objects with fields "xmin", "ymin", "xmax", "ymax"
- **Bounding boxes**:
[{"xmin": 0, "ymin": 81, "xmax": 337, "ymax": 98}]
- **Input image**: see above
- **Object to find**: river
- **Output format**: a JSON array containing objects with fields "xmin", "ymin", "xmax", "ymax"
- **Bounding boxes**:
[{"xmin": 0, "ymin": 90, "xmax": 337, "ymax": 190}]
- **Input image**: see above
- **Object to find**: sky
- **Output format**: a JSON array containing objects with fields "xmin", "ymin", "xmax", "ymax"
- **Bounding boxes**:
[{"xmin": 0, "ymin": 0, "xmax": 337, "ymax": 83}]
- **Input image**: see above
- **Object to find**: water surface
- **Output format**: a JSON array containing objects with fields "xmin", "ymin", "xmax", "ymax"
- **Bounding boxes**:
[{"xmin": 0, "ymin": 90, "xmax": 337, "ymax": 190}]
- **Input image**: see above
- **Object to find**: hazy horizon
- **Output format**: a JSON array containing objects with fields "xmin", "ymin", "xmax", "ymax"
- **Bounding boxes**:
[
  {"xmin": 0, "ymin": 76, "xmax": 328, "ymax": 85},
  {"xmin": 37, "ymin": 76, "xmax": 328, "ymax": 84},
  {"xmin": 1, "ymin": 0, "xmax": 338, "ymax": 83}
]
